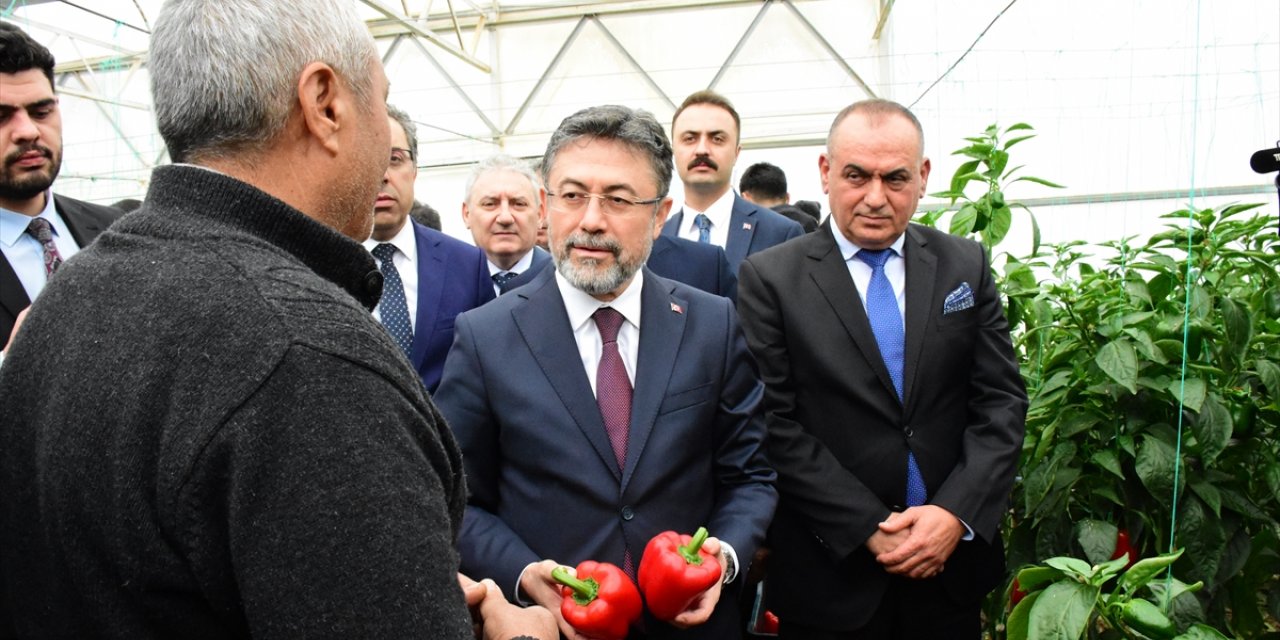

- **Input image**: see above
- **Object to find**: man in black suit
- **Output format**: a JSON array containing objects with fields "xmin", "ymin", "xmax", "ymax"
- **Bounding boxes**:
[
  {"xmin": 739, "ymin": 161, "xmax": 818, "ymax": 234},
  {"xmin": 660, "ymin": 90, "xmax": 801, "ymax": 274},
  {"xmin": 0, "ymin": 22, "xmax": 121, "ymax": 351},
  {"xmin": 737, "ymin": 99, "xmax": 1027, "ymax": 639}
]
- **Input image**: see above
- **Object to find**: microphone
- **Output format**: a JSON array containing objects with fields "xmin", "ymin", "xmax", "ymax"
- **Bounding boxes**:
[{"xmin": 1251, "ymin": 146, "xmax": 1280, "ymax": 174}]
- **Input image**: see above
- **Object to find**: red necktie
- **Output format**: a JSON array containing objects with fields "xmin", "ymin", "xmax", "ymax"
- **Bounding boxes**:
[{"xmin": 593, "ymin": 307, "xmax": 635, "ymax": 577}]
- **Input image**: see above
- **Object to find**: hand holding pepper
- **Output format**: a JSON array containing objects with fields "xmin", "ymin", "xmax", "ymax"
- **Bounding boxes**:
[
  {"xmin": 638, "ymin": 527, "xmax": 726, "ymax": 627},
  {"xmin": 551, "ymin": 561, "xmax": 642, "ymax": 640}
]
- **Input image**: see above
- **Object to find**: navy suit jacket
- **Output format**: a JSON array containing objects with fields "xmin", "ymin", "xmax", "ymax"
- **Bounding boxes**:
[
  {"xmin": 504, "ymin": 235, "xmax": 737, "ymax": 301},
  {"xmin": 737, "ymin": 223, "xmax": 1027, "ymax": 629},
  {"xmin": 1, "ymin": 195, "xmax": 122, "ymax": 350},
  {"xmin": 403, "ymin": 221, "xmax": 494, "ymax": 393},
  {"xmin": 495, "ymin": 246, "xmax": 551, "ymax": 295},
  {"xmin": 436, "ymin": 267, "xmax": 776, "ymax": 637},
  {"xmin": 661, "ymin": 194, "xmax": 803, "ymax": 275}
]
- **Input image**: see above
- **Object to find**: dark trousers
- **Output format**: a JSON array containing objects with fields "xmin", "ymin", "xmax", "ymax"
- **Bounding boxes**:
[{"xmin": 777, "ymin": 574, "xmax": 979, "ymax": 640}]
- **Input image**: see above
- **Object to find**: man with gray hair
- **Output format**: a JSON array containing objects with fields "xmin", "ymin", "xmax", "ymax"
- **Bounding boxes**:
[
  {"xmin": 0, "ymin": 1, "xmax": 553, "ymax": 638},
  {"xmin": 437, "ymin": 104, "xmax": 777, "ymax": 639},
  {"xmin": 460, "ymin": 153, "xmax": 550, "ymax": 296}
]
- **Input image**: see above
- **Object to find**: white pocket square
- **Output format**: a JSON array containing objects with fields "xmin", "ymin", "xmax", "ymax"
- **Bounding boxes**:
[{"xmin": 943, "ymin": 282, "xmax": 974, "ymax": 314}]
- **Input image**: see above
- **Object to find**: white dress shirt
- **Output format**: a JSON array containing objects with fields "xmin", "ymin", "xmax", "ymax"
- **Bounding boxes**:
[
  {"xmin": 363, "ymin": 221, "xmax": 420, "ymax": 331},
  {"xmin": 675, "ymin": 190, "xmax": 735, "ymax": 249},
  {"xmin": 0, "ymin": 192, "xmax": 83, "ymax": 301},
  {"xmin": 555, "ymin": 269, "xmax": 643, "ymax": 394},
  {"xmin": 830, "ymin": 226, "xmax": 907, "ymax": 322},
  {"xmin": 488, "ymin": 248, "xmax": 536, "ymax": 297}
]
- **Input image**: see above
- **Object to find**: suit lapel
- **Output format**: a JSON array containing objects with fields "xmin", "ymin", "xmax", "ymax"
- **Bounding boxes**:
[
  {"xmin": 808, "ymin": 226, "xmax": 899, "ymax": 401},
  {"xmin": 410, "ymin": 224, "xmax": 445, "ymax": 370},
  {"xmin": 621, "ymin": 270, "xmax": 685, "ymax": 489},
  {"xmin": 512, "ymin": 271, "xmax": 623, "ymax": 482},
  {"xmin": 725, "ymin": 197, "xmax": 756, "ymax": 269},
  {"xmin": 901, "ymin": 226, "xmax": 937, "ymax": 415},
  {"xmin": 55, "ymin": 196, "xmax": 109, "ymax": 248}
]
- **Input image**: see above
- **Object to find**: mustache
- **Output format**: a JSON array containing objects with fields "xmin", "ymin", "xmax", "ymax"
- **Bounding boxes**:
[
  {"xmin": 688, "ymin": 156, "xmax": 718, "ymax": 171},
  {"xmin": 4, "ymin": 144, "xmax": 52, "ymax": 167},
  {"xmin": 564, "ymin": 231, "xmax": 621, "ymax": 256}
]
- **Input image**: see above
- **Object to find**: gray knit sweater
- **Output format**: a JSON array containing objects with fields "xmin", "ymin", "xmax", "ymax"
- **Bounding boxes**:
[{"xmin": 0, "ymin": 165, "xmax": 474, "ymax": 638}]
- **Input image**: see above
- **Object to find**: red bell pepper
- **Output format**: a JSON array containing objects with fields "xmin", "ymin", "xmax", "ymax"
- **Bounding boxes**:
[
  {"xmin": 1112, "ymin": 528, "xmax": 1137, "ymax": 569},
  {"xmin": 552, "ymin": 561, "xmax": 642, "ymax": 640},
  {"xmin": 637, "ymin": 526, "xmax": 722, "ymax": 621}
]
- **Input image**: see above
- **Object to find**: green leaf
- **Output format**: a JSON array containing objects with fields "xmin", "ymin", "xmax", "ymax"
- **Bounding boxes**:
[
  {"xmin": 1011, "ymin": 175, "xmax": 1067, "ymax": 189},
  {"xmin": 1044, "ymin": 556, "xmax": 1093, "ymax": 577},
  {"xmin": 1091, "ymin": 449, "xmax": 1125, "ymax": 480},
  {"xmin": 1027, "ymin": 581, "xmax": 1099, "ymax": 640},
  {"xmin": 948, "ymin": 159, "xmax": 982, "ymax": 195},
  {"xmin": 1219, "ymin": 297, "xmax": 1253, "ymax": 362},
  {"xmin": 1147, "ymin": 272, "xmax": 1175, "ymax": 305},
  {"xmin": 1188, "ymin": 479, "xmax": 1222, "ymax": 517},
  {"xmin": 1168, "ymin": 377, "xmax": 1206, "ymax": 412},
  {"xmin": 1191, "ymin": 393, "xmax": 1232, "ymax": 463},
  {"xmin": 1120, "ymin": 548, "xmax": 1184, "ymax": 595},
  {"xmin": 1135, "ymin": 435, "xmax": 1178, "ymax": 507},
  {"xmin": 1173, "ymin": 623, "xmax": 1232, "ymax": 640},
  {"xmin": 950, "ymin": 203, "xmax": 977, "ymax": 236},
  {"xmin": 1017, "ymin": 565, "xmax": 1065, "ymax": 592},
  {"xmin": 1076, "ymin": 520, "xmax": 1120, "ymax": 565},
  {"xmin": 986, "ymin": 204, "xmax": 1012, "ymax": 246},
  {"xmin": 986, "ymin": 150, "xmax": 1010, "ymax": 179},
  {"xmin": 1256, "ymin": 359, "xmax": 1280, "ymax": 399},
  {"xmin": 1003, "ymin": 134, "xmax": 1036, "ymax": 150},
  {"xmin": 1095, "ymin": 339, "xmax": 1139, "ymax": 394},
  {"xmin": 1176, "ymin": 496, "xmax": 1225, "ymax": 585},
  {"xmin": 1005, "ymin": 122, "xmax": 1035, "ymax": 132},
  {"xmin": 1006, "ymin": 589, "xmax": 1041, "ymax": 640},
  {"xmin": 1264, "ymin": 463, "xmax": 1280, "ymax": 499},
  {"xmin": 1125, "ymin": 328, "xmax": 1168, "ymax": 365}
]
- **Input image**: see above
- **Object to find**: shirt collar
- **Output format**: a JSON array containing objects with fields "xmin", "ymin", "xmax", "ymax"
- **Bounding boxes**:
[
  {"xmin": 679, "ymin": 189, "xmax": 735, "ymax": 235},
  {"xmin": 0, "ymin": 191, "xmax": 57, "ymax": 248},
  {"xmin": 488, "ymin": 247, "xmax": 535, "ymax": 277},
  {"xmin": 556, "ymin": 268, "xmax": 645, "ymax": 334},
  {"xmin": 362, "ymin": 218, "xmax": 417, "ymax": 263},
  {"xmin": 832, "ymin": 224, "xmax": 907, "ymax": 263}
]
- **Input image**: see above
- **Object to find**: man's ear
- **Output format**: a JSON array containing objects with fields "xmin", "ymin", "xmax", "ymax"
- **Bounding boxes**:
[
  {"xmin": 652, "ymin": 197, "xmax": 673, "ymax": 239},
  {"xmin": 296, "ymin": 61, "xmax": 343, "ymax": 155}
]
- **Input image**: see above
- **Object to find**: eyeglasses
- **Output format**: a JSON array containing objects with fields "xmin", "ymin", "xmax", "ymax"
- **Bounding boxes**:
[
  {"xmin": 546, "ymin": 190, "xmax": 662, "ymax": 217},
  {"xmin": 389, "ymin": 147, "xmax": 414, "ymax": 170}
]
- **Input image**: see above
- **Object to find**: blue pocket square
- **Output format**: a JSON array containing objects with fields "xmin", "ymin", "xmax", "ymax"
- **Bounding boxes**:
[{"xmin": 943, "ymin": 282, "xmax": 974, "ymax": 314}]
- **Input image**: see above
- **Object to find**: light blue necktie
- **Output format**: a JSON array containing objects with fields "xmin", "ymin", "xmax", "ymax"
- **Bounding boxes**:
[
  {"xmin": 694, "ymin": 213, "xmax": 712, "ymax": 244},
  {"xmin": 856, "ymin": 248, "xmax": 926, "ymax": 507},
  {"xmin": 372, "ymin": 243, "xmax": 413, "ymax": 358}
]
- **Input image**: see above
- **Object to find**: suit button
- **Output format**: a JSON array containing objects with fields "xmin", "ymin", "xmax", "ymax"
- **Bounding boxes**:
[
  {"xmin": 621, "ymin": 506, "xmax": 635, "ymax": 521},
  {"xmin": 903, "ymin": 426, "xmax": 914, "ymax": 438}
]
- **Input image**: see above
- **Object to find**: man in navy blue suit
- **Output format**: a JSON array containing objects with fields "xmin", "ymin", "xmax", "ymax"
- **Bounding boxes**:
[
  {"xmin": 460, "ymin": 154, "xmax": 551, "ymax": 296},
  {"xmin": 661, "ymin": 90, "xmax": 802, "ymax": 274},
  {"xmin": 365, "ymin": 105, "xmax": 494, "ymax": 393},
  {"xmin": 437, "ymin": 104, "xmax": 776, "ymax": 639}
]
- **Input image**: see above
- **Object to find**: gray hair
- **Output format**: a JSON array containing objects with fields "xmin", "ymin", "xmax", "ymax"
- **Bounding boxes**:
[
  {"xmin": 387, "ymin": 104, "xmax": 418, "ymax": 162},
  {"xmin": 464, "ymin": 154, "xmax": 540, "ymax": 202},
  {"xmin": 827, "ymin": 99, "xmax": 925, "ymax": 157},
  {"xmin": 150, "ymin": 0, "xmax": 378, "ymax": 164},
  {"xmin": 541, "ymin": 105, "xmax": 673, "ymax": 199}
]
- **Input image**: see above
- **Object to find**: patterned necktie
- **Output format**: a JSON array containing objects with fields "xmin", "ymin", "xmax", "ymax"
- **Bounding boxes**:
[
  {"xmin": 593, "ymin": 307, "xmax": 634, "ymax": 576},
  {"xmin": 694, "ymin": 213, "xmax": 712, "ymax": 244},
  {"xmin": 26, "ymin": 218, "xmax": 64, "ymax": 276},
  {"xmin": 371, "ymin": 243, "xmax": 413, "ymax": 358},
  {"xmin": 492, "ymin": 271, "xmax": 518, "ymax": 292},
  {"xmin": 857, "ymin": 249, "xmax": 926, "ymax": 507}
]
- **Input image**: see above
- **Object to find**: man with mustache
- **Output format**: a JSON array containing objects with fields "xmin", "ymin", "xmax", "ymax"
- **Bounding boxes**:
[
  {"xmin": 437, "ymin": 104, "xmax": 777, "ymax": 639},
  {"xmin": 365, "ymin": 104, "xmax": 493, "ymax": 394},
  {"xmin": 736, "ymin": 99, "xmax": 1026, "ymax": 638},
  {"xmin": 660, "ymin": 90, "xmax": 802, "ymax": 275},
  {"xmin": 0, "ymin": 22, "xmax": 122, "ymax": 352}
]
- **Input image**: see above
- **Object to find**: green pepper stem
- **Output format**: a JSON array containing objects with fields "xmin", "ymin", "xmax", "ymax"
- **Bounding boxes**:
[
  {"xmin": 551, "ymin": 566, "xmax": 598, "ymax": 605},
  {"xmin": 679, "ymin": 527, "xmax": 710, "ymax": 565}
]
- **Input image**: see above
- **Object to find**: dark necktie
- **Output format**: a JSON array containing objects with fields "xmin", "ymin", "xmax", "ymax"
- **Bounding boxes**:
[
  {"xmin": 492, "ymin": 271, "xmax": 518, "ymax": 292},
  {"xmin": 694, "ymin": 213, "xmax": 712, "ymax": 244},
  {"xmin": 26, "ymin": 218, "xmax": 64, "ymax": 276},
  {"xmin": 371, "ymin": 243, "xmax": 413, "ymax": 358},
  {"xmin": 593, "ymin": 307, "xmax": 635, "ymax": 576},
  {"xmin": 856, "ymin": 249, "xmax": 926, "ymax": 507}
]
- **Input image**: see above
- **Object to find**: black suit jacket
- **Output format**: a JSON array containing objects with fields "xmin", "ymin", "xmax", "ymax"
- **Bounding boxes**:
[
  {"xmin": 1, "ymin": 195, "xmax": 122, "ymax": 350},
  {"xmin": 504, "ymin": 235, "xmax": 737, "ymax": 301},
  {"xmin": 736, "ymin": 223, "xmax": 1027, "ymax": 630}
]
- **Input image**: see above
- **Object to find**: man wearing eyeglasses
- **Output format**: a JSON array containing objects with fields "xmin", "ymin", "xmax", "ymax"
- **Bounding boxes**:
[
  {"xmin": 437, "ymin": 104, "xmax": 777, "ymax": 639},
  {"xmin": 365, "ymin": 104, "xmax": 494, "ymax": 394}
]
